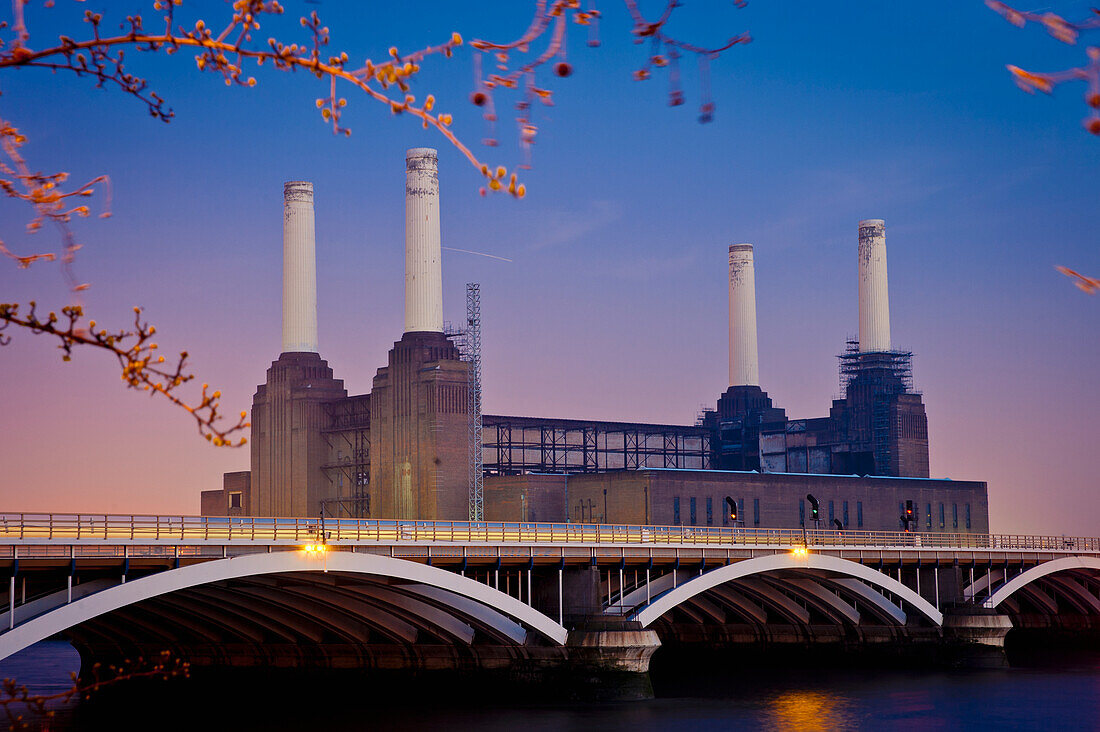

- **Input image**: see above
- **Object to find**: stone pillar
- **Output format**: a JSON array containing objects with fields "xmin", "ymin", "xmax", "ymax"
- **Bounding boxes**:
[
  {"xmin": 564, "ymin": 620, "xmax": 662, "ymax": 701},
  {"xmin": 942, "ymin": 607, "xmax": 1013, "ymax": 667}
]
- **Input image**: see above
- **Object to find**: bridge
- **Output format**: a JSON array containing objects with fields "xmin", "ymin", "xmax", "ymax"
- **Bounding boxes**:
[{"xmin": 1, "ymin": 513, "xmax": 1098, "ymax": 692}]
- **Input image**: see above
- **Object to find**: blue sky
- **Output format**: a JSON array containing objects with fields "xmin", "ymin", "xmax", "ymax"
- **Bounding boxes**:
[{"xmin": 1, "ymin": 2, "xmax": 1097, "ymax": 533}]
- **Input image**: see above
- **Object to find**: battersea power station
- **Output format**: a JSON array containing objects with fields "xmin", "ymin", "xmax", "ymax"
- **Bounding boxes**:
[{"xmin": 202, "ymin": 148, "xmax": 988, "ymax": 534}]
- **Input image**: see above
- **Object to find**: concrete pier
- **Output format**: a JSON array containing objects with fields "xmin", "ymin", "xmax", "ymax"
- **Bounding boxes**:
[{"xmin": 941, "ymin": 607, "xmax": 1013, "ymax": 667}]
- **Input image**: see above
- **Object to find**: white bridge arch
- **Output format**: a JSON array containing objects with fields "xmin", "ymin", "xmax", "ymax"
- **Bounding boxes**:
[
  {"xmin": 0, "ymin": 550, "xmax": 568, "ymax": 662},
  {"xmin": 629, "ymin": 552, "xmax": 944, "ymax": 628},
  {"xmin": 984, "ymin": 556, "xmax": 1100, "ymax": 611}
]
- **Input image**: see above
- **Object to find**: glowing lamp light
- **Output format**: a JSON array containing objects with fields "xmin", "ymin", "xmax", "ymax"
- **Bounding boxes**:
[
  {"xmin": 791, "ymin": 545, "xmax": 809, "ymax": 558},
  {"xmin": 302, "ymin": 543, "xmax": 328, "ymax": 554}
]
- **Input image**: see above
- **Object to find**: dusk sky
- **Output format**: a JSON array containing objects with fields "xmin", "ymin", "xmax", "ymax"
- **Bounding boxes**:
[{"xmin": 1, "ymin": 2, "xmax": 1097, "ymax": 534}]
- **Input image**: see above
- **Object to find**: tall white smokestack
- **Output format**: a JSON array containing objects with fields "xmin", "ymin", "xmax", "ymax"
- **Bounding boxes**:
[
  {"xmin": 282, "ymin": 181, "xmax": 318, "ymax": 353},
  {"xmin": 858, "ymin": 218, "xmax": 891, "ymax": 353},
  {"xmin": 404, "ymin": 147, "xmax": 443, "ymax": 333},
  {"xmin": 728, "ymin": 243, "xmax": 760, "ymax": 387}
]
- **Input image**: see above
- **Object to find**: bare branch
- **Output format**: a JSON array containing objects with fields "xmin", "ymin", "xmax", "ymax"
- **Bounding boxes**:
[
  {"xmin": 988, "ymin": 2, "xmax": 1100, "ymax": 135},
  {"xmin": 468, "ymin": 0, "xmax": 749, "ymax": 175},
  {"xmin": 1055, "ymin": 265, "xmax": 1100, "ymax": 295},
  {"xmin": 0, "ymin": 303, "xmax": 250, "ymax": 447},
  {"xmin": 1, "ymin": 650, "xmax": 189, "ymax": 729}
]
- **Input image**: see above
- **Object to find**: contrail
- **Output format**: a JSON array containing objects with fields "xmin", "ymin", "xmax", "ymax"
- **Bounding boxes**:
[{"xmin": 442, "ymin": 246, "xmax": 513, "ymax": 262}]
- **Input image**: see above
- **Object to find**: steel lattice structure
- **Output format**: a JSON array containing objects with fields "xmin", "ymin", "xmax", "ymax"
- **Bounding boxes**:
[{"xmin": 466, "ymin": 283, "xmax": 484, "ymax": 521}]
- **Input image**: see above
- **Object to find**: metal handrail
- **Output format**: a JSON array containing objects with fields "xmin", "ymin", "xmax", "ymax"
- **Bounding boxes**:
[{"xmin": 0, "ymin": 513, "xmax": 1096, "ymax": 552}]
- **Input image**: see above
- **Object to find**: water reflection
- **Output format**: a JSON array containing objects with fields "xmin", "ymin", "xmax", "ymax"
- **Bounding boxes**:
[
  {"xmin": 2, "ymin": 642, "xmax": 1099, "ymax": 731},
  {"xmin": 765, "ymin": 689, "xmax": 856, "ymax": 731}
]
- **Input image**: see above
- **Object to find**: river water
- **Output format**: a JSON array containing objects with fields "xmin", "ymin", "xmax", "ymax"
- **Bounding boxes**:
[{"xmin": 0, "ymin": 641, "xmax": 1097, "ymax": 730}]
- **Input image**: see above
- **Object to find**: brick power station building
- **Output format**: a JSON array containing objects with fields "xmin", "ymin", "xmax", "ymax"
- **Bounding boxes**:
[{"xmin": 201, "ymin": 149, "xmax": 988, "ymax": 534}]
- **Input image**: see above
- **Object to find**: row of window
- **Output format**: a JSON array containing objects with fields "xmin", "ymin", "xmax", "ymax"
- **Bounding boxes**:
[
  {"xmin": 800, "ymin": 499, "xmax": 863, "ymax": 528},
  {"xmin": 902, "ymin": 501, "xmax": 971, "ymax": 530},
  {"xmin": 673, "ymin": 496, "xmax": 765, "ymax": 527},
  {"xmin": 669, "ymin": 496, "xmax": 973, "ymax": 531}
]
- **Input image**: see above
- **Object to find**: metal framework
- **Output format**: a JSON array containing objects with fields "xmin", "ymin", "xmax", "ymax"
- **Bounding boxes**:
[
  {"xmin": 482, "ymin": 415, "xmax": 711, "ymax": 475},
  {"xmin": 838, "ymin": 339, "xmax": 915, "ymax": 475},
  {"xmin": 465, "ymin": 283, "xmax": 484, "ymax": 521},
  {"xmin": 319, "ymin": 395, "xmax": 371, "ymax": 518},
  {"xmin": 838, "ymin": 339, "xmax": 914, "ymax": 396}
]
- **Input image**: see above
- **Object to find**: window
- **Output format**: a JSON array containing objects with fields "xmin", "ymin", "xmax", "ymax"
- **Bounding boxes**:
[
  {"xmin": 228, "ymin": 491, "xmax": 242, "ymax": 509},
  {"xmin": 673, "ymin": 497, "xmax": 680, "ymax": 525},
  {"xmin": 939, "ymin": 503, "xmax": 945, "ymax": 529},
  {"xmin": 828, "ymin": 501, "xmax": 835, "ymax": 524},
  {"xmin": 753, "ymin": 498, "xmax": 760, "ymax": 527},
  {"xmin": 856, "ymin": 501, "xmax": 863, "ymax": 528},
  {"xmin": 899, "ymin": 501, "xmax": 906, "ymax": 530},
  {"xmin": 799, "ymin": 501, "xmax": 805, "ymax": 527},
  {"xmin": 965, "ymin": 503, "xmax": 971, "ymax": 530},
  {"xmin": 706, "ymin": 497, "xmax": 713, "ymax": 526},
  {"xmin": 739, "ymin": 499, "xmax": 745, "ymax": 525},
  {"xmin": 843, "ymin": 501, "xmax": 849, "ymax": 528},
  {"xmin": 952, "ymin": 503, "xmax": 958, "ymax": 529},
  {"xmin": 690, "ymin": 497, "xmax": 697, "ymax": 526},
  {"xmin": 926, "ymin": 503, "xmax": 932, "ymax": 531},
  {"xmin": 722, "ymin": 497, "xmax": 728, "ymax": 526}
]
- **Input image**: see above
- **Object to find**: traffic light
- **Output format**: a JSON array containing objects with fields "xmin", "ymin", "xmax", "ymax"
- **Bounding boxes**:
[
  {"xmin": 900, "ymin": 500, "xmax": 916, "ymax": 531},
  {"xmin": 806, "ymin": 494, "xmax": 820, "ymax": 522},
  {"xmin": 725, "ymin": 496, "xmax": 738, "ymax": 522}
]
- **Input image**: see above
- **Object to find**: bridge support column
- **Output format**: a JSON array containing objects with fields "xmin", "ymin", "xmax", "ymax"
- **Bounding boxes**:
[
  {"xmin": 942, "ymin": 607, "xmax": 1012, "ymax": 668},
  {"xmin": 563, "ymin": 620, "xmax": 662, "ymax": 701}
]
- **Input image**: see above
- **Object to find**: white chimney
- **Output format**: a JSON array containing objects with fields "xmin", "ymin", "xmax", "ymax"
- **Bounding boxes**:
[
  {"xmin": 282, "ymin": 181, "xmax": 318, "ymax": 353},
  {"xmin": 404, "ymin": 147, "xmax": 443, "ymax": 333},
  {"xmin": 857, "ymin": 219, "xmax": 891, "ymax": 353},
  {"xmin": 728, "ymin": 243, "xmax": 760, "ymax": 387}
]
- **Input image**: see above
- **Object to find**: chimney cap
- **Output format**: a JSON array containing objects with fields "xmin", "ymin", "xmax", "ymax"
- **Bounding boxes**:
[
  {"xmin": 283, "ymin": 180, "xmax": 313, "ymax": 202},
  {"xmin": 406, "ymin": 147, "xmax": 438, "ymax": 160},
  {"xmin": 858, "ymin": 218, "xmax": 885, "ymax": 228},
  {"xmin": 729, "ymin": 243, "xmax": 754, "ymax": 253}
]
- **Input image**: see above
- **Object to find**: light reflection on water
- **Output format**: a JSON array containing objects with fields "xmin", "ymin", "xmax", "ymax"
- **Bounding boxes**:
[
  {"xmin": 0, "ymin": 641, "xmax": 1097, "ymax": 730},
  {"xmin": 765, "ymin": 689, "xmax": 857, "ymax": 731}
]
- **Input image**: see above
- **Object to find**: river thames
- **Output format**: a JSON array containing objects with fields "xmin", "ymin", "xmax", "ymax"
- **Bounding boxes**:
[{"xmin": 1, "ymin": 640, "xmax": 1097, "ymax": 730}]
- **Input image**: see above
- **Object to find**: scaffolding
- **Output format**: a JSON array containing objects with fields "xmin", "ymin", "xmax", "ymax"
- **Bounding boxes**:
[
  {"xmin": 465, "ymin": 283, "xmax": 484, "ymax": 521},
  {"xmin": 319, "ymin": 395, "xmax": 371, "ymax": 517},
  {"xmin": 481, "ymin": 415, "xmax": 711, "ymax": 474},
  {"xmin": 837, "ymin": 339, "xmax": 914, "ymax": 476},
  {"xmin": 838, "ymin": 339, "xmax": 914, "ymax": 397}
]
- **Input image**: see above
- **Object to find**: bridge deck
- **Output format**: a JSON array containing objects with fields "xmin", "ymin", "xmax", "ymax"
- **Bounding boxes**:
[{"xmin": 0, "ymin": 513, "xmax": 1096, "ymax": 558}]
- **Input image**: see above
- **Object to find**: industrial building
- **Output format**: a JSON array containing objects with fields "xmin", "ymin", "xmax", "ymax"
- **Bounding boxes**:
[
  {"xmin": 201, "ymin": 148, "xmax": 986, "ymax": 533},
  {"xmin": 482, "ymin": 469, "xmax": 987, "ymax": 534}
]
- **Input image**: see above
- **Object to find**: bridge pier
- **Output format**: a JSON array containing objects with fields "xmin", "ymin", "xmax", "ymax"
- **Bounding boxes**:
[
  {"xmin": 562, "ymin": 620, "xmax": 662, "ymax": 700},
  {"xmin": 941, "ymin": 607, "xmax": 1012, "ymax": 668}
]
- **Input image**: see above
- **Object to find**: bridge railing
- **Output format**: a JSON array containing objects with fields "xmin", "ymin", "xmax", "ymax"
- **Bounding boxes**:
[{"xmin": 0, "ymin": 513, "xmax": 1096, "ymax": 552}]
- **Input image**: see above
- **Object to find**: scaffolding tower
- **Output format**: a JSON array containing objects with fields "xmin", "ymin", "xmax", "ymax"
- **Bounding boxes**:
[
  {"xmin": 837, "ymin": 339, "xmax": 915, "ymax": 476},
  {"xmin": 838, "ymin": 339, "xmax": 914, "ymax": 396},
  {"xmin": 465, "ymin": 283, "xmax": 484, "ymax": 521}
]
